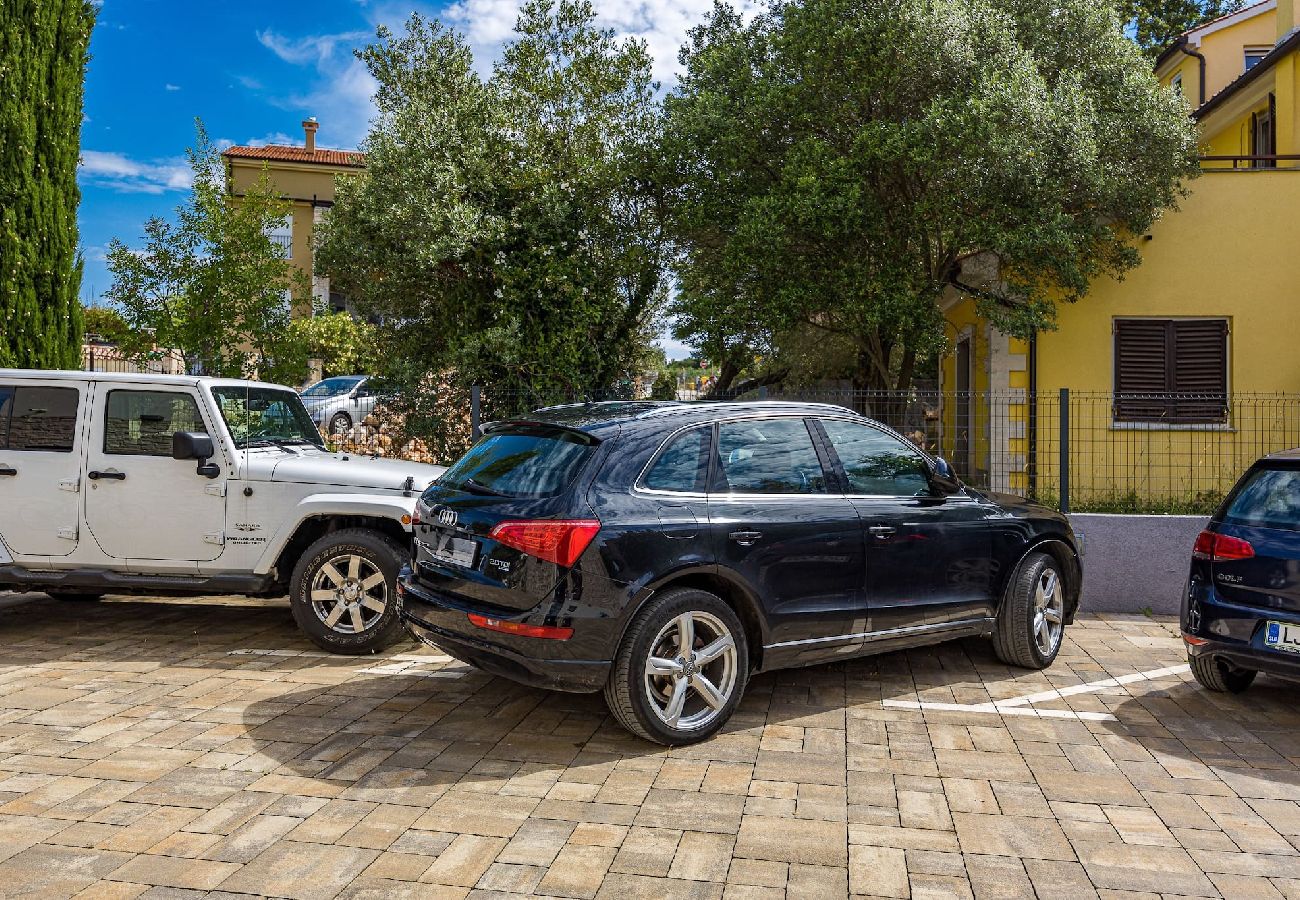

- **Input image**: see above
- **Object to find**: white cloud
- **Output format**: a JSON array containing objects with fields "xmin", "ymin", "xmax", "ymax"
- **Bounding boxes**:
[
  {"xmin": 79, "ymin": 150, "xmax": 193, "ymax": 194},
  {"xmin": 245, "ymin": 131, "xmax": 300, "ymax": 147},
  {"xmin": 444, "ymin": 0, "xmax": 763, "ymax": 83},
  {"xmin": 256, "ymin": 29, "xmax": 371, "ymax": 66},
  {"xmin": 164, "ymin": 83, "xmax": 181, "ymax": 91}
]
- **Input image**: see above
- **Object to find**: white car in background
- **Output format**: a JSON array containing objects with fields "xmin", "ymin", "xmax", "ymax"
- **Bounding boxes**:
[{"xmin": 300, "ymin": 375, "xmax": 378, "ymax": 435}]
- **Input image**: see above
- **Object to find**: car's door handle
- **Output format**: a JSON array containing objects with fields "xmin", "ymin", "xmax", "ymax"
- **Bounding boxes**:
[
  {"xmin": 868, "ymin": 525, "xmax": 897, "ymax": 538},
  {"xmin": 729, "ymin": 530, "xmax": 763, "ymax": 546},
  {"xmin": 0, "ymin": 466, "xmax": 15, "ymax": 477},
  {"xmin": 87, "ymin": 470, "xmax": 126, "ymax": 481}
]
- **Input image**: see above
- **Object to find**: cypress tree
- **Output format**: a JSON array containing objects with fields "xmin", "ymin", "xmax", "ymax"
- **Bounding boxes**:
[{"xmin": 0, "ymin": 0, "xmax": 95, "ymax": 369}]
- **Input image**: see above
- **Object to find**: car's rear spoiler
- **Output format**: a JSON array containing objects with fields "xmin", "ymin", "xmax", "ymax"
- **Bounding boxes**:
[{"xmin": 479, "ymin": 419, "xmax": 604, "ymax": 445}]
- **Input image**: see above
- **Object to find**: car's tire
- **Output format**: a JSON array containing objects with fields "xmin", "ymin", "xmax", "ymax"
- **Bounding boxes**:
[
  {"xmin": 329, "ymin": 412, "xmax": 352, "ymax": 436},
  {"xmin": 46, "ymin": 590, "xmax": 105, "ymax": 602},
  {"xmin": 290, "ymin": 528, "xmax": 407, "ymax": 655},
  {"xmin": 992, "ymin": 551, "xmax": 1066, "ymax": 669},
  {"xmin": 1189, "ymin": 653, "xmax": 1256, "ymax": 693},
  {"xmin": 604, "ymin": 587, "xmax": 748, "ymax": 746}
]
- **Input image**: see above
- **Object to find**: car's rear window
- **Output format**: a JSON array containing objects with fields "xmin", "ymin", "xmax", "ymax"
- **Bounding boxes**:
[
  {"xmin": 436, "ymin": 425, "xmax": 596, "ymax": 499},
  {"xmin": 1222, "ymin": 466, "xmax": 1300, "ymax": 532}
]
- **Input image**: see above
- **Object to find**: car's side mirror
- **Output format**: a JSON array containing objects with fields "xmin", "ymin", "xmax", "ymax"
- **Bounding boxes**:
[
  {"xmin": 929, "ymin": 456, "xmax": 962, "ymax": 495},
  {"xmin": 172, "ymin": 431, "xmax": 220, "ymax": 479}
]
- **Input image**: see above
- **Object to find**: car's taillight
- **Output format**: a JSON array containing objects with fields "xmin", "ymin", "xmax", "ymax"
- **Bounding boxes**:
[
  {"xmin": 1192, "ymin": 530, "xmax": 1254, "ymax": 561},
  {"xmin": 489, "ymin": 519, "xmax": 601, "ymax": 567},
  {"xmin": 468, "ymin": 613, "xmax": 573, "ymax": 640}
]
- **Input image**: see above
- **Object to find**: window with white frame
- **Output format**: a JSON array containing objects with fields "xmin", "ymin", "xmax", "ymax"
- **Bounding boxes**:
[{"xmin": 266, "ymin": 215, "xmax": 292, "ymax": 259}]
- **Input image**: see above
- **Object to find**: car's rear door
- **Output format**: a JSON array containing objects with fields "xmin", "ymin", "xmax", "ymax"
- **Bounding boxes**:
[
  {"xmin": 708, "ymin": 416, "xmax": 866, "ymax": 657},
  {"xmin": 815, "ymin": 417, "xmax": 996, "ymax": 632},
  {"xmin": 0, "ymin": 379, "xmax": 86, "ymax": 557},
  {"xmin": 1211, "ymin": 462, "xmax": 1300, "ymax": 621}
]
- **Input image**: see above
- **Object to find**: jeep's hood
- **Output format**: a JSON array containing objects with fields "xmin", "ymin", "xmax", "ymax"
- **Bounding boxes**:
[{"xmin": 243, "ymin": 448, "xmax": 445, "ymax": 492}]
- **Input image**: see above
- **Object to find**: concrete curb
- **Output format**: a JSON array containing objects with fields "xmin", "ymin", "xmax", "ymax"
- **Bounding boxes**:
[{"xmin": 1069, "ymin": 513, "xmax": 1206, "ymax": 616}]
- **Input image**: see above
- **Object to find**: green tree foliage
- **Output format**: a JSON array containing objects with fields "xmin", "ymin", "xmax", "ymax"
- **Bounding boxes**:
[
  {"xmin": 0, "ymin": 0, "xmax": 95, "ymax": 368},
  {"xmin": 316, "ymin": 0, "xmax": 668, "ymax": 427},
  {"xmin": 665, "ymin": 0, "xmax": 1200, "ymax": 392},
  {"xmin": 105, "ymin": 122, "xmax": 312, "ymax": 384},
  {"xmin": 1121, "ymin": 0, "xmax": 1243, "ymax": 58},
  {"xmin": 288, "ymin": 311, "xmax": 378, "ymax": 378},
  {"xmin": 82, "ymin": 305, "xmax": 129, "ymax": 344}
]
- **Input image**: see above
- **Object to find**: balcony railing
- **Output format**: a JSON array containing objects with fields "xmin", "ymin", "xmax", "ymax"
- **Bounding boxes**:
[{"xmin": 1200, "ymin": 154, "xmax": 1300, "ymax": 171}]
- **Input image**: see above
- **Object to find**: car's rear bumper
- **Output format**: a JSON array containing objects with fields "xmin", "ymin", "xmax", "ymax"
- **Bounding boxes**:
[
  {"xmin": 397, "ymin": 569, "xmax": 611, "ymax": 693},
  {"xmin": 1183, "ymin": 577, "xmax": 1300, "ymax": 681}
]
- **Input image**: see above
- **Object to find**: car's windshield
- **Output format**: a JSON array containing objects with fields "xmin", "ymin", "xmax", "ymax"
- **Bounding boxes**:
[
  {"xmin": 212, "ymin": 386, "xmax": 325, "ymax": 449},
  {"xmin": 433, "ymin": 425, "xmax": 595, "ymax": 499},
  {"xmin": 301, "ymin": 376, "xmax": 363, "ymax": 398}
]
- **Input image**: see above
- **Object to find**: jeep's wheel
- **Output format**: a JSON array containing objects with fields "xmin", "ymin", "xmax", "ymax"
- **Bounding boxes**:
[
  {"xmin": 46, "ymin": 590, "xmax": 105, "ymax": 602},
  {"xmin": 290, "ymin": 528, "xmax": 407, "ymax": 654},
  {"xmin": 329, "ymin": 412, "xmax": 352, "ymax": 436},
  {"xmin": 604, "ymin": 588, "xmax": 747, "ymax": 746},
  {"xmin": 992, "ymin": 551, "xmax": 1065, "ymax": 669}
]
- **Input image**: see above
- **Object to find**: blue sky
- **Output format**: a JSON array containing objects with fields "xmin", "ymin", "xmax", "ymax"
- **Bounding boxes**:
[{"xmin": 78, "ymin": 0, "xmax": 745, "ymax": 359}]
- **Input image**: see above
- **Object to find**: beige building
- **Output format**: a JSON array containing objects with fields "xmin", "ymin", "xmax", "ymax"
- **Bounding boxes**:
[{"xmin": 222, "ymin": 119, "xmax": 364, "ymax": 317}]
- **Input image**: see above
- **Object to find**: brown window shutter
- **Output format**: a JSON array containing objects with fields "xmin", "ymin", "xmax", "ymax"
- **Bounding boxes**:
[
  {"xmin": 1114, "ymin": 319, "xmax": 1170, "ymax": 421},
  {"xmin": 1170, "ymin": 319, "xmax": 1228, "ymax": 422}
]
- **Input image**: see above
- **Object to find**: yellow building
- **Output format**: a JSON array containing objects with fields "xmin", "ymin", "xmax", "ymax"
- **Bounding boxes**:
[
  {"xmin": 222, "ymin": 119, "xmax": 364, "ymax": 317},
  {"xmin": 938, "ymin": 0, "xmax": 1300, "ymax": 509}
]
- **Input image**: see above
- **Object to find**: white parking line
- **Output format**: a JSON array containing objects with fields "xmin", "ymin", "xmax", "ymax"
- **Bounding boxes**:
[
  {"xmin": 881, "ymin": 663, "xmax": 1190, "ymax": 722},
  {"xmin": 226, "ymin": 648, "xmax": 472, "ymax": 680}
]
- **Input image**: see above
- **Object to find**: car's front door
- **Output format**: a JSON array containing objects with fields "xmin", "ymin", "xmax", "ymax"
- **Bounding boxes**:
[
  {"xmin": 708, "ymin": 416, "xmax": 866, "ymax": 659},
  {"xmin": 816, "ymin": 417, "xmax": 997, "ymax": 633},
  {"xmin": 0, "ymin": 381, "xmax": 86, "ymax": 557},
  {"xmin": 83, "ymin": 386, "xmax": 227, "ymax": 564}
]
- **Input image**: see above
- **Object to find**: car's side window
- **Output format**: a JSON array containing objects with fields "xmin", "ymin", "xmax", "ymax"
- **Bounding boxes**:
[
  {"xmin": 820, "ymin": 418, "xmax": 931, "ymax": 496},
  {"xmin": 716, "ymin": 418, "xmax": 826, "ymax": 494},
  {"xmin": 0, "ymin": 385, "xmax": 79, "ymax": 452},
  {"xmin": 643, "ymin": 426, "xmax": 709, "ymax": 493},
  {"xmin": 104, "ymin": 390, "xmax": 206, "ymax": 457},
  {"xmin": 0, "ymin": 386, "xmax": 11, "ymax": 448}
]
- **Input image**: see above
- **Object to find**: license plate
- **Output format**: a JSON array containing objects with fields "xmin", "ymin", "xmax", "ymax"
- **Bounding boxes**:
[
  {"xmin": 1264, "ymin": 621, "xmax": 1300, "ymax": 655},
  {"xmin": 430, "ymin": 534, "xmax": 478, "ymax": 569}
]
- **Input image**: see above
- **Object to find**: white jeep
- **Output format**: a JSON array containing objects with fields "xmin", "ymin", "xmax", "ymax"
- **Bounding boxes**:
[{"xmin": 0, "ymin": 370, "xmax": 445, "ymax": 654}]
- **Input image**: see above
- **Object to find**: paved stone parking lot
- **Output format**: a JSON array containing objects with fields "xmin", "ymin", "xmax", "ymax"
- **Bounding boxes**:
[{"xmin": 1, "ymin": 592, "xmax": 1298, "ymax": 900}]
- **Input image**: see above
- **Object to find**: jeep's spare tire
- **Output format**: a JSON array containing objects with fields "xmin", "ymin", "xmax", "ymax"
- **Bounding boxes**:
[{"xmin": 290, "ymin": 528, "xmax": 407, "ymax": 654}]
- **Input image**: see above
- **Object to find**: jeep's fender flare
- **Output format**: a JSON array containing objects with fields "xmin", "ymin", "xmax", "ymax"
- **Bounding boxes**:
[{"xmin": 253, "ymin": 493, "xmax": 416, "ymax": 575}]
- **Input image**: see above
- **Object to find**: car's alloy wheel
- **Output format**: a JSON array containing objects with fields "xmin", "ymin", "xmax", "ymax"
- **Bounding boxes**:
[
  {"xmin": 1032, "ymin": 567, "xmax": 1065, "ymax": 658},
  {"xmin": 992, "ymin": 550, "xmax": 1066, "ymax": 669},
  {"xmin": 643, "ymin": 611, "xmax": 738, "ymax": 731},
  {"xmin": 605, "ymin": 587, "xmax": 748, "ymax": 745},
  {"xmin": 329, "ymin": 412, "xmax": 352, "ymax": 435},
  {"xmin": 289, "ymin": 528, "xmax": 406, "ymax": 655},
  {"xmin": 309, "ymin": 553, "xmax": 388, "ymax": 635}
]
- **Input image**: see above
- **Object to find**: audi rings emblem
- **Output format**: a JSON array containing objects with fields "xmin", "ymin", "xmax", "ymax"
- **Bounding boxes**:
[{"xmin": 436, "ymin": 508, "xmax": 459, "ymax": 528}]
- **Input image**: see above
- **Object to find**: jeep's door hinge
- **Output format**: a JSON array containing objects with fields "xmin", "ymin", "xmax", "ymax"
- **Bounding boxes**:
[
  {"xmin": 204, "ymin": 482, "xmax": 227, "ymax": 497},
  {"xmin": 203, "ymin": 531, "xmax": 225, "ymax": 546},
  {"xmin": 58, "ymin": 479, "xmax": 79, "ymax": 493},
  {"xmin": 57, "ymin": 526, "xmax": 78, "ymax": 541}
]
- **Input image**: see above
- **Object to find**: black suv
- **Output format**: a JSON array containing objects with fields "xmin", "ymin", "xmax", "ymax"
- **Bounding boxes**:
[
  {"xmin": 399, "ymin": 401, "xmax": 1082, "ymax": 744},
  {"xmin": 1183, "ymin": 450, "xmax": 1300, "ymax": 692}
]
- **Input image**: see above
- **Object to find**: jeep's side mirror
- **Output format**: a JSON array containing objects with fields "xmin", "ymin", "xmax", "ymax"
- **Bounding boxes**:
[
  {"xmin": 929, "ymin": 456, "xmax": 962, "ymax": 495},
  {"xmin": 172, "ymin": 431, "xmax": 220, "ymax": 479}
]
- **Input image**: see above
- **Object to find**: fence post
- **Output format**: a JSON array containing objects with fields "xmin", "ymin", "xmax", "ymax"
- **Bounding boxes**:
[
  {"xmin": 1058, "ymin": 387, "xmax": 1070, "ymax": 515},
  {"xmin": 470, "ymin": 385, "xmax": 482, "ymax": 441}
]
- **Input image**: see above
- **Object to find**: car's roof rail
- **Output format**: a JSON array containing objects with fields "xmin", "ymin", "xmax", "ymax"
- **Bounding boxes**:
[{"xmin": 633, "ymin": 400, "xmax": 858, "ymax": 419}]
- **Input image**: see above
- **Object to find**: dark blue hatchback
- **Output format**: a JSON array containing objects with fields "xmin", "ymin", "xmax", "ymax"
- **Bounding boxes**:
[{"xmin": 1184, "ymin": 450, "xmax": 1300, "ymax": 691}]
